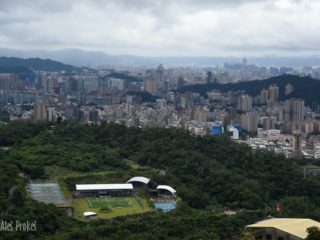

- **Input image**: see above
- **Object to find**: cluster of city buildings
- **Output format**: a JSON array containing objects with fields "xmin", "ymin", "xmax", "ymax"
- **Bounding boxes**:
[{"xmin": 1, "ymin": 61, "xmax": 320, "ymax": 159}]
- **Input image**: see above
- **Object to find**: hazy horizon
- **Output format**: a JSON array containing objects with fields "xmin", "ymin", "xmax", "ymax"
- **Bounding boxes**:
[
  {"xmin": 2, "ymin": 46, "xmax": 320, "ymax": 59},
  {"xmin": 2, "ymin": 46, "xmax": 320, "ymax": 68}
]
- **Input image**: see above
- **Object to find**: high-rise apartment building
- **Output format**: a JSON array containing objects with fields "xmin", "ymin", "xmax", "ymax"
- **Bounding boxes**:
[
  {"xmin": 155, "ymin": 64, "xmax": 165, "ymax": 83},
  {"xmin": 66, "ymin": 78, "xmax": 79, "ymax": 93},
  {"xmin": 268, "ymin": 84, "xmax": 279, "ymax": 101},
  {"xmin": 284, "ymin": 98, "xmax": 305, "ymax": 132},
  {"xmin": 193, "ymin": 108, "xmax": 208, "ymax": 122},
  {"xmin": 260, "ymin": 88, "xmax": 269, "ymax": 104},
  {"xmin": 34, "ymin": 102, "xmax": 46, "ymax": 121},
  {"xmin": 262, "ymin": 116, "xmax": 276, "ymax": 130},
  {"xmin": 0, "ymin": 73, "xmax": 20, "ymax": 90},
  {"xmin": 237, "ymin": 94, "xmax": 252, "ymax": 112},
  {"xmin": 46, "ymin": 106, "xmax": 56, "ymax": 121},
  {"xmin": 216, "ymin": 72, "xmax": 231, "ymax": 84},
  {"xmin": 284, "ymin": 98, "xmax": 305, "ymax": 122},
  {"xmin": 241, "ymin": 112, "xmax": 258, "ymax": 132},
  {"xmin": 144, "ymin": 79, "xmax": 157, "ymax": 95},
  {"xmin": 108, "ymin": 78, "xmax": 125, "ymax": 91}
]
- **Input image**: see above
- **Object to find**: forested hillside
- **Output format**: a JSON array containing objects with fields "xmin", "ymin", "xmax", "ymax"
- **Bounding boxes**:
[
  {"xmin": 180, "ymin": 75, "xmax": 320, "ymax": 106},
  {"xmin": 0, "ymin": 121, "xmax": 320, "ymax": 239},
  {"xmin": 107, "ymin": 72, "xmax": 143, "ymax": 82},
  {"xmin": 0, "ymin": 57, "xmax": 80, "ymax": 73}
]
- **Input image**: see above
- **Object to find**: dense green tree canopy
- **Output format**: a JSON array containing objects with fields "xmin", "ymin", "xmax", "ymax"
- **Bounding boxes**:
[
  {"xmin": 0, "ymin": 121, "xmax": 320, "ymax": 239},
  {"xmin": 306, "ymin": 227, "xmax": 320, "ymax": 240}
]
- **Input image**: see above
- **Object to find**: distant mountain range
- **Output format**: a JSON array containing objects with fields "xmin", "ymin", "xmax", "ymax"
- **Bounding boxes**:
[
  {"xmin": 179, "ymin": 74, "xmax": 320, "ymax": 107},
  {"xmin": 0, "ymin": 56, "xmax": 81, "ymax": 73},
  {"xmin": 1, "ymin": 47, "xmax": 320, "ymax": 68}
]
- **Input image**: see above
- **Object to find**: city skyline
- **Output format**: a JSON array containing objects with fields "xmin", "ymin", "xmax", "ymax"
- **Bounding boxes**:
[{"xmin": 0, "ymin": 0, "xmax": 320, "ymax": 57}]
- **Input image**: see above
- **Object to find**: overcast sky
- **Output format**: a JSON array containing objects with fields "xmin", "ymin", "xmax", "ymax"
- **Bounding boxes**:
[{"xmin": 0, "ymin": 0, "xmax": 319, "ymax": 57}]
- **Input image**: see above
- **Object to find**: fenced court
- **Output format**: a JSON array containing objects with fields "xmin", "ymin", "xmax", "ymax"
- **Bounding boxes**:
[
  {"xmin": 29, "ymin": 182, "xmax": 68, "ymax": 205},
  {"xmin": 87, "ymin": 197, "xmax": 131, "ymax": 208}
]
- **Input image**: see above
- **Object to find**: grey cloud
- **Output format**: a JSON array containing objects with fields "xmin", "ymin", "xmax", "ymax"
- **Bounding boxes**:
[
  {"xmin": 0, "ymin": 0, "xmax": 319, "ymax": 56},
  {"xmin": 0, "ymin": 0, "xmax": 265, "ymax": 13},
  {"xmin": 107, "ymin": 0, "xmax": 265, "ymax": 8},
  {"xmin": 0, "ymin": 0, "xmax": 74, "ymax": 13},
  {"xmin": 224, "ymin": 43, "xmax": 320, "ymax": 52}
]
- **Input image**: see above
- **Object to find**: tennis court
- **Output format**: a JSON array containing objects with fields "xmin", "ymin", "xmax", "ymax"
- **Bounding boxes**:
[{"xmin": 29, "ymin": 182, "xmax": 68, "ymax": 205}]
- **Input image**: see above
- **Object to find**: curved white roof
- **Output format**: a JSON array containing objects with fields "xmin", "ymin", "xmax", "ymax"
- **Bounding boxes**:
[
  {"xmin": 127, "ymin": 176, "xmax": 150, "ymax": 184},
  {"xmin": 83, "ymin": 212, "xmax": 97, "ymax": 217},
  {"xmin": 156, "ymin": 185, "xmax": 176, "ymax": 195}
]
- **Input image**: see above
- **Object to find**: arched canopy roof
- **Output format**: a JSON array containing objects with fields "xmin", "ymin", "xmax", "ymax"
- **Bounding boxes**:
[
  {"xmin": 156, "ymin": 185, "xmax": 176, "ymax": 195},
  {"xmin": 127, "ymin": 176, "xmax": 150, "ymax": 184}
]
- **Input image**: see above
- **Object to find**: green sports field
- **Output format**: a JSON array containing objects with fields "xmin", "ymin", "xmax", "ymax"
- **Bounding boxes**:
[
  {"xmin": 72, "ymin": 196, "xmax": 152, "ymax": 219},
  {"xmin": 87, "ymin": 198, "xmax": 130, "ymax": 208}
]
